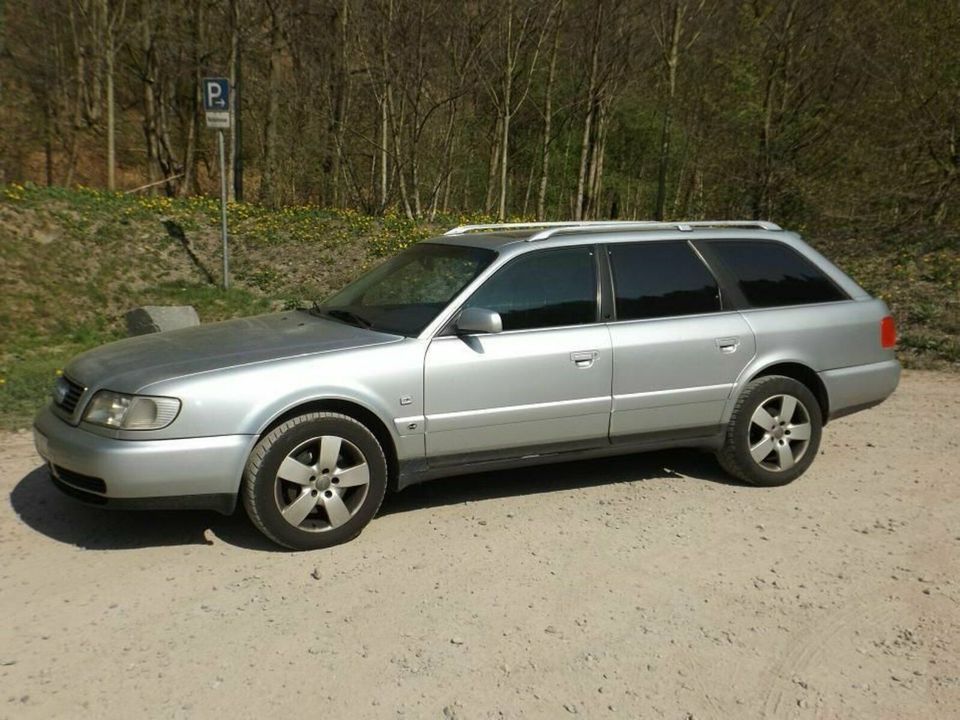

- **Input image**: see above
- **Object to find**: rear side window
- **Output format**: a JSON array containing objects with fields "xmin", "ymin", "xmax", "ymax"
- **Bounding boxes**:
[
  {"xmin": 706, "ymin": 240, "xmax": 847, "ymax": 308},
  {"xmin": 608, "ymin": 241, "xmax": 721, "ymax": 320},
  {"xmin": 465, "ymin": 246, "xmax": 597, "ymax": 331}
]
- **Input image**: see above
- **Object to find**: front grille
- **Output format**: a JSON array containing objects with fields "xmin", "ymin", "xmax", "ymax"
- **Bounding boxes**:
[
  {"xmin": 53, "ymin": 465, "xmax": 107, "ymax": 494},
  {"xmin": 56, "ymin": 376, "xmax": 86, "ymax": 415}
]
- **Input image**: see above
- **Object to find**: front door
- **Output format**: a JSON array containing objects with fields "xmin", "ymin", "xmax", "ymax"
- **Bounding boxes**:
[{"xmin": 424, "ymin": 246, "xmax": 613, "ymax": 464}]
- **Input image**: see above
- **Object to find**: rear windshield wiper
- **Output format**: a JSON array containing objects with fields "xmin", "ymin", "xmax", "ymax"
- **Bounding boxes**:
[{"xmin": 314, "ymin": 305, "xmax": 374, "ymax": 330}]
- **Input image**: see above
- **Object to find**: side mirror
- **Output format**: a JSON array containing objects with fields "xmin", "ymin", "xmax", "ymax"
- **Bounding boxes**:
[{"xmin": 456, "ymin": 307, "xmax": 502, "ymax": 335}]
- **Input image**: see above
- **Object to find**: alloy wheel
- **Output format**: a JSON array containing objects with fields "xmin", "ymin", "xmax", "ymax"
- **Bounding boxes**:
[
  {"xmin": 273, "ymin": 435, "xmax": 371, "ymax": 531},
  {"xmin": 747, "ymin": 394, "xmax": 812, "ymax": 472}
]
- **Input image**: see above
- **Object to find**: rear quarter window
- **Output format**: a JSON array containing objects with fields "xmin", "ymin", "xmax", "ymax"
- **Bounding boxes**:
[{"xmin": 704, "ymin": 240, "xmax": 848, "ymax": 308}]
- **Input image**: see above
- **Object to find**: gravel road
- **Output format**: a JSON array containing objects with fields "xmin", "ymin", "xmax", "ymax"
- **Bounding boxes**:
[{"xmin": 1, "ymin": 370, "xmax": 958, "ymax": 719}]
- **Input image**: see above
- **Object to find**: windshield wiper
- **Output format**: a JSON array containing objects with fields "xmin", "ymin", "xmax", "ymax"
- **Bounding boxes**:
[{"xmin": 314, "ymin": 305, "xmax": 374, "ymax": 330}]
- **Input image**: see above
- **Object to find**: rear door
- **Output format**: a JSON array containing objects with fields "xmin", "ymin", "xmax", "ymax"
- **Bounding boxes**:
[
  {"xmin": 423, "ymin": 245, "xmax": 613, "ymax": 465},
  {"xmin": 605, "ymin": 240, "xmax": 756, "ymax": 442}
]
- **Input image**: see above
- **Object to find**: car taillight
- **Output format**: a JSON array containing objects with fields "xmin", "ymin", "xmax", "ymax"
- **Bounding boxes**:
[{"xmin": 880, "ymin": 315, "xmax": 896, "ymax": 348}]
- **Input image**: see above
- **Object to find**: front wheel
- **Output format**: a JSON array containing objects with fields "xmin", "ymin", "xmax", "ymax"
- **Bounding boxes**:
[
  {"xmin": 242, "ymin": 412, "xmax": 388, "ymax": 550},
  {"xmin": 717, "ymin": 375, "xmax": 823, "ymax": 487}
]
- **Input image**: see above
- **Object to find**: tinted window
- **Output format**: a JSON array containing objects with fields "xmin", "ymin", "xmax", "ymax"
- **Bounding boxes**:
[
  {"xmin": 706, "ymin": 241, "xmax": 847, "ymax": 308},
  {"xmin": 465, "ymin": 247, "xmax": 597, "ymax": 331},
  {"xmin": 609, "ymin": 241, "xmax": 721, "ymax": 320}
]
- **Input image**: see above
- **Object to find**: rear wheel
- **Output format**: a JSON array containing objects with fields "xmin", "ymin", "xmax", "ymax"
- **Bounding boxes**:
[
  {"xmin": 242, "ymin": 412, "xmax": 387, "ymax": 550},
  {"xmin": 717, "ymin": 375, "xmax": 822, "ymax": 487}
]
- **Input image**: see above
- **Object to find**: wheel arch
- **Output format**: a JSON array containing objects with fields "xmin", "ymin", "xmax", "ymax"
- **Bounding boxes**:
[
  {"xmin": 255, "ymin": 399, "xmax": 400, "ymax": 491},
  {"xmin": 748, "ymin": 361, "xmax": 830, "ymax": 423}
]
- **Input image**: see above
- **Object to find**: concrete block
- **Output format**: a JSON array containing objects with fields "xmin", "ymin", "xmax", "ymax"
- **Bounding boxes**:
[{"xmin": 125, "ymin": 305, "xmax": 200, "ymax": 336}]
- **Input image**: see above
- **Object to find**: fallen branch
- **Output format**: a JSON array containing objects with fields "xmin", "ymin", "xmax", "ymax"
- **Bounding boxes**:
[{"xmin": 123, "ymin": 174, "xmax": 185, "ymax": 194}]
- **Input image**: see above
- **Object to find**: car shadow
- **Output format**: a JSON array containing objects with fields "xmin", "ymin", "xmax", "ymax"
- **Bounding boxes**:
[
  {"xmin": 379, "ymin": 448, "xmax": 741, "ymax": 516},
  {"xmin": 9, "ymin": 449, "xmax": 741, "ymax": 552},
  {"xmin": 9, "ymin": 466, "xmax": 277, "ymax": 552}
]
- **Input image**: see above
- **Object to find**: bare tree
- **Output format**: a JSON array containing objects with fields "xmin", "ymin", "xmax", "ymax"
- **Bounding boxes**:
[
  {"xmin": 260, "ymin": 0, "xmax": 286, "ymax": 204},
  {"xmin": 648, "ymin": 0, "xmax": 708, "ymax": 220},
  {"xmin": 536, "ymin": 1, "xmax": 563, "ymax": 221},
  {"xmin": 479, "ymin": 0, "xmax": 555, "ymax": 220}
]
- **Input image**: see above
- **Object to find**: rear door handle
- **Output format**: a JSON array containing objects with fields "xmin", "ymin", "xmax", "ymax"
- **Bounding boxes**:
[
  {"xmin": 716, "ymin": 337, "xmax": 740, "ymax": 354},
  {"xmin": 571, "ymin": 350, "xmax": 600, "ymax": 368}
]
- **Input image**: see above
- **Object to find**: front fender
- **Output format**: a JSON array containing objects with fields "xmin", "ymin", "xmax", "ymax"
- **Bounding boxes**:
[{"xmin": 133, "ymin": 341, "xmax": 426, "ymax": 459}]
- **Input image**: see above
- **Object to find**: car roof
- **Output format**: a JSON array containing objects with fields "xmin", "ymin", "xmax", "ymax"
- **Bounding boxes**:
[{"xmin": 425, "ymin": 220, "xmax": 786, "ymax": 252}]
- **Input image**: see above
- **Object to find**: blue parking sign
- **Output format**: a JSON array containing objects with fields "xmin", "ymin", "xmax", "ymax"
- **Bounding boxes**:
[{"xmin": 202, "ymin": 77, "xmax": 229, "ymax": 111}]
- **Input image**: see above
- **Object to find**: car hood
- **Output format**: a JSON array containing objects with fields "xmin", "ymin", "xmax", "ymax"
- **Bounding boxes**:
[{"xmin": 65, "ymin": 311, "xmax": 402, "ymax": 393}]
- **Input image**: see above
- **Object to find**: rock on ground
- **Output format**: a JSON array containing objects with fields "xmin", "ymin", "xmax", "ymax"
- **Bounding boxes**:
[{"xmin": 125, "ymin": 305, "xmax": 200, "ymax": 336}]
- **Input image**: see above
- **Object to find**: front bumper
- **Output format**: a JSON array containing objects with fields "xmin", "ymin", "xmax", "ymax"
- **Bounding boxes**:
[{"xmin": 33, "ymin": 404, "xmax": 255, "ymax": 514}]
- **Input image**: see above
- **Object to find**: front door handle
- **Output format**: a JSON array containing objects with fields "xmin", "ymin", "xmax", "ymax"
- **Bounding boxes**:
[
  {"xmin": 571, "ymin": 350, "xmax": 600, "ymax": 368},
  {"xmin": 716, "ymin": 337, "xmax": 740, "ymax": 354}
]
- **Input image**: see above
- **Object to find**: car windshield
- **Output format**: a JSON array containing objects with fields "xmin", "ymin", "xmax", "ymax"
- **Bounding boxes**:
[{"xmin": 314, "ymin": 242, "xmax": 496, "ymax": 336}]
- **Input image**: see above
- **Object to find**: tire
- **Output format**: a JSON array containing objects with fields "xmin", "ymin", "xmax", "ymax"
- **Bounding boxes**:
[
  {"xmin": 717, "ymin": 375, "xmax": 823, "ymax": 487},
  {"xmin": 242, "ymin": 412, "xmax": 388, "ymax": 550}
]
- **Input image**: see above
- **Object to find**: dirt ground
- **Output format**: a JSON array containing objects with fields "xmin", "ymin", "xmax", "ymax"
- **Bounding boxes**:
[{"xmin": 1, "ymin": 370, "xmax": 958, "ymax": 720}]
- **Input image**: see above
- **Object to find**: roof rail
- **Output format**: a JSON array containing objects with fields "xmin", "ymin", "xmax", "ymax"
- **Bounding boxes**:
[
  {"xmin": 527, "ymin": 220, "xmax": 781, "ymax": 241},
  {"xmin": 444, "ymin": 219, "xmax": 781, "ymax": 239},
  {"xmin": 444, "ymin": 221, "xmax": 632, "ymax": 235}
]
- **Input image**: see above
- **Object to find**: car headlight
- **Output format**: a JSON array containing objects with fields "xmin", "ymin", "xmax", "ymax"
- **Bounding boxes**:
[{"xmin": 83, "ymin": 391, "xmax": 181, "ymax": 430}]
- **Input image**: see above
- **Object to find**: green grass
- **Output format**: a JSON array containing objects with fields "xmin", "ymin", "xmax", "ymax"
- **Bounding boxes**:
[
  {"xmin": 0, "ymin": 321, "xmax": 115, "ymax": 430},
  {"xmin": 0, "ymin": 282, "xmax": 278, "ymax": 430},
  {"xmin": 814, "ymin": 228, "xmax": 960, "ymax": 367}
]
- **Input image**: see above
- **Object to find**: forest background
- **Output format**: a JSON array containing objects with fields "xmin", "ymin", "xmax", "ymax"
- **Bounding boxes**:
[{"xmin": 4, "ymin": 0, "xmax": 960, "ymax": 225}]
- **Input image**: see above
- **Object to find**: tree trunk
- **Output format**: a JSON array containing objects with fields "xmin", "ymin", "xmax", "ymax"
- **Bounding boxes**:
[
  {"xmin": 575, "ymin": 100, "xmax": 594, "ymax": 220},
  {"xmin": 497, "ymin": 102, "xmax": 511, "ymax": 220},
  {"xmin": 44, "ymin": 100, "xmax": 54, "ymax": 186},
  {"xmin": 227, "ymin": 0, "xmax": 239, "ymax": 201},
  {"xmin": 105, "ymin": 40, "xmax": 115, "ymax": 190},
  {"xmin": 537, "ymin": 10, "xmax": 561, "ymax": 221},
  {"xmin": 753, "ymin": 0, "xmax": 797, "ymax": 219},
  {"xmin": 588, "ymin": 100, "xmax": 608, "ymax": 218},
  {"xmin": 260, "ymin": 3, "xmax": 283, "ymax": 205},
  {"xmin": 179, "ymin": 0, "xmax": 201, "ymax": 197},
  {"xmin": 378, "ymin": 0, "xmax": 393, "ymax": 212},
  {"xmin": 654, "ymin": 2, "xmax": 684, "ymax": 221},
  {"xmin": 429, "ymin": 107, "xmax": 458, "ymax": 220},
  {"xmin": 141, "ymin": 5, "xmax": 160, "ymax": 192},
  {"xmin": 328, "ymin": 0, "xmax": 350, "ymax": 208},
  {"xmin": 496, "ymin": 4, "xmax": 514, "ymax": 221},
  {"xmin": 379, "ymin": 85, "xmax": 389, "ymax": 210},
  {"xmin": 104, "ymin": 0, "xmax": 126, "ymax": 191},
  {"xmin": 386, "ymin": 84, "xmax": 414, "ymax": 219},
  {"xmin": 484, "ymin": 116, "xmax": 501, "ymax": 213},
  {"xmin": 575, "ymin": 2, "xmax": 602, "ymax": 221},
  {"xmin": 442, "ymin": 165, "xmax": 453, "ymax": 213}
]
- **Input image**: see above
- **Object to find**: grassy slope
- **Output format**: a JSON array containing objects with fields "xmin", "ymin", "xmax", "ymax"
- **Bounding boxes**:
[
  {"xmin": 0, "ymin": 185, "xmax": 492, "ymax": 427},
  {"xmin": 1, "ymin": 184, "xmax": 957, "ymax": 428}
]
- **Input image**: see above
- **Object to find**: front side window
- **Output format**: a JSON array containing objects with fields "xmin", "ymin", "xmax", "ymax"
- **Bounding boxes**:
[
  {"xmin": 608, "ymin": 241, "xmax": 721, "ymax": 320},
  {"xmin": 704, "ymin": 240, "xmax": 847, "ymax": 308},
  {"xmin": 319, "ymin": 243, "xmax": 496, "ymax": 336},
  {"xmin": 464, "ymin": 246, "xmax": 598, "ymax": 331}
]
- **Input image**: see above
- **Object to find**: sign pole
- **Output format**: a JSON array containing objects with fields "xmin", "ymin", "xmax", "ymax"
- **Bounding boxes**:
[
  {"xmin": 218, "ymin": 128, "xmax": 230, "ymax": 290},
  {"xmin": 202, "ymin": 76, "xmax": 232, "ymax": 291}
]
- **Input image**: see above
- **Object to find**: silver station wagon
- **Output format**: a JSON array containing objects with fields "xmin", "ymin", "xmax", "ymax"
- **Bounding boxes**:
[{"xmin": 34, "ymin": 220, "xmax": 900, "ymax": 549}]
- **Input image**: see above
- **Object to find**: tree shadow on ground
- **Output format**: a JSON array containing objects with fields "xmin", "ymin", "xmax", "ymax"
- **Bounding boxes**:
[{"xmin": 9, "ymin": 449, "xmax": 741, "ymax": 552}]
